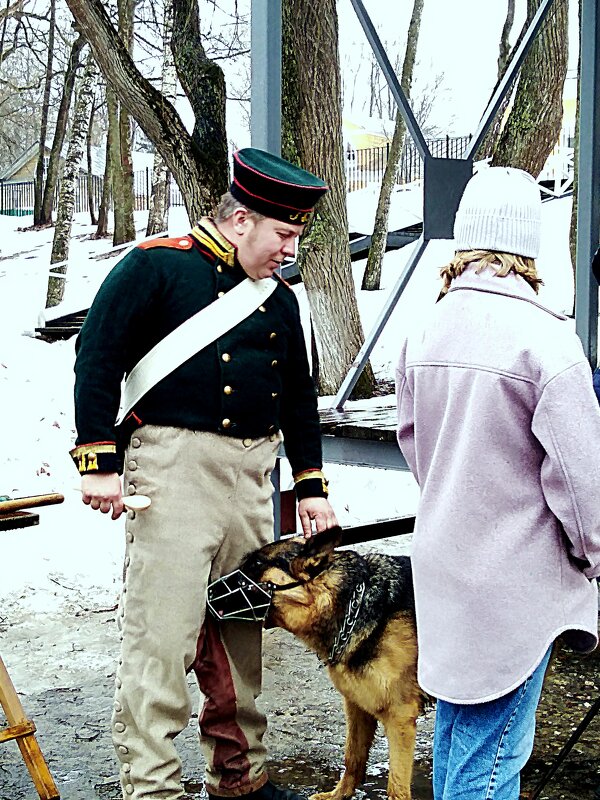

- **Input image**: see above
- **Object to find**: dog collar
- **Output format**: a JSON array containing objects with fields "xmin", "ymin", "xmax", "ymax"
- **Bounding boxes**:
[{"xmin": 327, "ymin": 581, "xmax": 366, "ymax": 665}]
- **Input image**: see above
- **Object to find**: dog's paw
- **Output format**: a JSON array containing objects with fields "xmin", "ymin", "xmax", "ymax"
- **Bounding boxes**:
[{"xmin": 310, "ymin": 792, "xmax": 347, "ymax": 800}]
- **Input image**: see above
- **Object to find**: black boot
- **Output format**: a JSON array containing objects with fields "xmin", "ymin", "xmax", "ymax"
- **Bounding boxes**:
[{"xmin": 208, "ymin": 779, "xmax": 306, "ymax": 800}]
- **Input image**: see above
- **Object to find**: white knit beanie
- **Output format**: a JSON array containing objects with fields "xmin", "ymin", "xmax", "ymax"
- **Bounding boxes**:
[{"xmin": 453, "ymin": 166, "xmax": 541, "ymax": 258}]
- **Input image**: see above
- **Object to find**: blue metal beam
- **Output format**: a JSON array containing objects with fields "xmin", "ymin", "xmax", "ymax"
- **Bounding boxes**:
[
  {"xmin": 575, "ymin": 0, "xmax": 600, "ymax": 367},
  {"xmin": 251, "ymin": 0, "xmax": 282, "ymax": 154},
  {"xmin": 348, "ymin": 0, "xmax": 430, "ymax": 160},
  {"xmin": 333, "ymin": 237, "xmax": 429, "ymax": 408}
]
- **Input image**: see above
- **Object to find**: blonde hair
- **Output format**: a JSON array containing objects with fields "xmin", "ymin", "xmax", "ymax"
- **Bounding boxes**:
[
  {"xmin": 438, "ymin": 250, "xmax": 543, "ymax": 299},
  {"xmin": 214, "ymin": 191, "xmax": 266, "ymax": 225}
]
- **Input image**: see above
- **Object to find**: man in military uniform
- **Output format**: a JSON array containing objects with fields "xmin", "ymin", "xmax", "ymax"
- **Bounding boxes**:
[{"xmin": 71, "ymin": 148, "xmax": 338, "ymax": 800}]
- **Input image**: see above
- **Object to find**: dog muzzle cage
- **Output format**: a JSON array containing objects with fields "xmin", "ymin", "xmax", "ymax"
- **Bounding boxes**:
[{"xmin": 206, "ymin": 569, "xmax": 304, "ymax": 623}]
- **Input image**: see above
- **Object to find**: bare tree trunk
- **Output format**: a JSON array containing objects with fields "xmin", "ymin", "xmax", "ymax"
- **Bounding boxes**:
[
  {"xmin": 362, "ymin": 0, "xmax": 424, "ymax": 292},
  {"xmin": 498, "ymin": 0, "xmax": 516, "ymax": 76},
  {"xmin": 96, "ymin": 85, "xmax": 112, "ymax": 237},
  {"xmin": 113, "ymin": 0, "xmax": 136, "ymax": 245},
  {"xmin": 40, "ymin": 33, "xmax": 86, "ymax": 225},
  {"xmin": 284, "ymin": 0, "xmax": 375, "ymax": 398},
  {"xmin": 491, "ymin": 0, "xmax": 568, "ymax": 176},
  {"xmin": 146, "ymin": 0, "xmax": 176, "ymax": 236},
  {"xmin": 64, "ymin": 0, "xmax": 228, "ymax": 222},
  {"xmin": 107, "ymin": 85, "xmax": 123, "ymax": 236},
  {"xmin": 86, "ymin": 90, "xmax": 98, "ymax": 225},
  {"xmin": 477, "ymin": 1, "xmax": 523, "ymax": 161},
  {"xmin": 33, "ymin": 0, "xmax": 55, "ymax": 226},
  {"xmin": 47, "ymin": 51, "xmax": 97, "ymax": 307}
]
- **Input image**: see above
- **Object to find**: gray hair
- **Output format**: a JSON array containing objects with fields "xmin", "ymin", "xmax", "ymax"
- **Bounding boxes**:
[{"xmin": 214, "ymin": 191, "xmax": 266, "ymax": 225}]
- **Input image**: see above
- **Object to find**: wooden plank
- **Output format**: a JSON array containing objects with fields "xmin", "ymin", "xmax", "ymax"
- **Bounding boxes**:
[{"xmin": 319, "ymin": 396, "xmax": 398, "ymax": 442}]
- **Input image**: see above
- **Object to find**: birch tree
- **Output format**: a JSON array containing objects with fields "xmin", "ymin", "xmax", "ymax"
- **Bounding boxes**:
[
  {"xmin": 40, "ymin": 33, "xmax": 86, "ymax": 225},
  {"xmin": 361, "ymin": 0, "xmax": 424, "ymax": 292},
  {"xmin": 47, "ymin": 50, "xmax": 97, "ymax": 307}
]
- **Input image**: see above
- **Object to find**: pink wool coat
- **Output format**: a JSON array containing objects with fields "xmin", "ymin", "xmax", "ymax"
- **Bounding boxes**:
[{"xmin": 396, "ymin": 264, "xmax": 600, "ymax": 704}]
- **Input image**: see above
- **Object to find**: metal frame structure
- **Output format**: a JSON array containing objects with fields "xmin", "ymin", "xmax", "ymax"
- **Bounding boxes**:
[{"xmin": 253, "ymin": 0, "xmax": 600, "ymax": 488}]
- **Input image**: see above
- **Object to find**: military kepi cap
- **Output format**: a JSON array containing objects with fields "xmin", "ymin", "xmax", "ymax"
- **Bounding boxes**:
[{"xmin": 230, "ymin": 148, "xmax": 328, "ymax": 224}]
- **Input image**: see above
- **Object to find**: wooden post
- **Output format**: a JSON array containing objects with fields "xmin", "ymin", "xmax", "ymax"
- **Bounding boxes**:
[{"xmin": 0, "ymin": 655, "xmax": 60, "ymax": 799}]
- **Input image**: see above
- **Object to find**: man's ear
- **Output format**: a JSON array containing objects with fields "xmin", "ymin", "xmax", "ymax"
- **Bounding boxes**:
[{"xmin": 232, "ymin": 206, "xmax": 251, "ymax": 235}]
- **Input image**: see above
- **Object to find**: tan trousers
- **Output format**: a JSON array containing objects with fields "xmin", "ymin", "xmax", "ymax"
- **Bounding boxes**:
[{"xmin": 114, "ymin": 426, "xmax": 280, "ymax": 800}]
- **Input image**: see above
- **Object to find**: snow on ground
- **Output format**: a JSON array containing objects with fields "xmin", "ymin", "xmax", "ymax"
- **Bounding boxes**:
[{"xmin": 0, "ymin": 191, "xmax": 576, "ymax": 605}]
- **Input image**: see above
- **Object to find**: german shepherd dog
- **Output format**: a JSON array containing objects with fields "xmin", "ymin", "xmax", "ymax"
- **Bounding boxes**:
[{"xmin": 238, "ymin": 527, "xmax": 425, "ymax": 800}]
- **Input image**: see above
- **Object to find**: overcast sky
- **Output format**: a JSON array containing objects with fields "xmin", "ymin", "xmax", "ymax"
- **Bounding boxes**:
[{"xmin": 337, "ymin": 0, "xmax": 579, "ymax": 136}]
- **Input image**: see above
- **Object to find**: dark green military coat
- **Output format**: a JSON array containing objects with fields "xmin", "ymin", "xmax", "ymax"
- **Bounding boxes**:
[{"xmin": 70, "ymin": 219, "xmax": 327, "ymax": 499}]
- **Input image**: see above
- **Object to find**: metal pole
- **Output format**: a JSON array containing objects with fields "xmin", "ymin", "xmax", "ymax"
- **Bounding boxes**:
[
  {"xmin": 348, "ymin": 0, "xmax": 430, "ymax": 160},
  {"xmin": 333, "ymin": 237, "xmax": 429, "ymax": 408},
  {"xmin": 575, "ymin": 0, "xmax": 600, "ymax": 367},
  {"xmin": 250, "ymin": 0, "xmax": 282, "ymax": 155}
]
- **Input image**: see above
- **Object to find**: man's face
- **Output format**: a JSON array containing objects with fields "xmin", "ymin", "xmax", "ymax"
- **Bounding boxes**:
[{"xmin": 236, "ymin": 216, "xmax": 305, "ymax": 280}]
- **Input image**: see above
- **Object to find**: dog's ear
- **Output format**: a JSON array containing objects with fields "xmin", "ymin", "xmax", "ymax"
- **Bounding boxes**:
[
  {"xmin": 290, "ymin": 526, "xmax": 343, "ymax": 579},
  {"xmin": 303, "ymin": 526, "xmax": 343, "ymax": 555}
]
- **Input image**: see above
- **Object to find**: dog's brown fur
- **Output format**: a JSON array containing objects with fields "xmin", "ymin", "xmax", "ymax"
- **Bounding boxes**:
[{"xmin": 239, "ymin": 528, "xmax": 425, "ymax": 800}]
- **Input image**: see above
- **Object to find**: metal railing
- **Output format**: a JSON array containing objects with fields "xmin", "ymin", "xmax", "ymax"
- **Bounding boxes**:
[
  {"xmin": 0, "ymin": 169, "xmax": 185, "ymax": 216},
  {"xmin": 345, "ymin": 134, "xmax": 472, "ymax": 192}
]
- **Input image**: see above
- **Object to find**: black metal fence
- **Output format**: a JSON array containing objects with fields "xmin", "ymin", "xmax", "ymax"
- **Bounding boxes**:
[
  {"xmin": 0, "ymin": 140, "xmax": 472, "ymax": 214},
  {"xmin": 0, "ymin": 169, "xmax": 186, "ymax": 216},
  {"xmin": 346, "ymin": 134, "xmax": 472, "ymax": 191}
]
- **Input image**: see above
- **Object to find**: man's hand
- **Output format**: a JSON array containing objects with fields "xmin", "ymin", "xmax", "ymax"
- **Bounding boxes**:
[
  {"xmin": 297, "ymin": 497, "xmax": 338, "ymax": 538},
  {"xmin": 81, "ymin": 472, "xmax": 124, "ymax": 520}
]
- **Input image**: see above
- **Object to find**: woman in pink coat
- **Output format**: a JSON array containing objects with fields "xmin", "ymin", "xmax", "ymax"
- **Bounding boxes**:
[{"xmin": 396, "ymin": 166, "xmax": 600, "ymax": 800}]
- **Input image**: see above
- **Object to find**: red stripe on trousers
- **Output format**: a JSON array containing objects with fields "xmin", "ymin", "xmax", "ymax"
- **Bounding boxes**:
[{"xmin": 193, "ymin": 616, "xmax": 253, "ymax": 792}]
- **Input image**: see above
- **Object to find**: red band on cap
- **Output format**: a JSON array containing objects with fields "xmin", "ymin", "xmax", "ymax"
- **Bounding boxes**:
[{"xmin": 232, "ymin": 177, "xmax": 315, "ymax": 212}]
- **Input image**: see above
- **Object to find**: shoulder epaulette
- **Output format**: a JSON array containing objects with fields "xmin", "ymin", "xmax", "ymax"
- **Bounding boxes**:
[{"xmin": 138, "ymin": 236, "xmax": 193, "ymax": 251}]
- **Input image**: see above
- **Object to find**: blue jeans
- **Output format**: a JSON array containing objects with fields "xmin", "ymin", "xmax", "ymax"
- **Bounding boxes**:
[
  {"xmin": 593, "ymin": 367, "xmax": 600, "ymax": 406},
  {"xmin": 432, "ymin": 646, "xmax": 552, "ymax": 800}
]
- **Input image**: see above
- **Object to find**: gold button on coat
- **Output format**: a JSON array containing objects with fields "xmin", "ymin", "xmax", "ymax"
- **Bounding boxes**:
[
  {"xmin": 223, "ymin": 385, "xmax": 233, "ymax": 395},
  {"xmin": 222, "ymin": 418, "xmax": 231, "ymax": 428},
  {"xmin": 272, "ymin": 392, "xmax": 278, "ymax": 398},
  {"xmin": 222, "ymin": 353, "xmax": 231, "ymax": 362},
  {"xmin": 269, "ymin": 332, "xmax": 277, "ymax": 339},
  {"xmin": 259, "ymin": 305, "xmax": 266, "ymax": 312},
  {"xmin": 243, "ymin": 438, "xmax": 252, "ymax": 448},
  {"xmin": 216, "ymin": 265, "xmax": 223, "ymax": 273},
  {"xmin": 271, "ymin": 359, "xmax": 278, "ymax": 367},
  {"xmin": 218, "ymin": 291, "xmax": 225, "ymax": 298}
]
